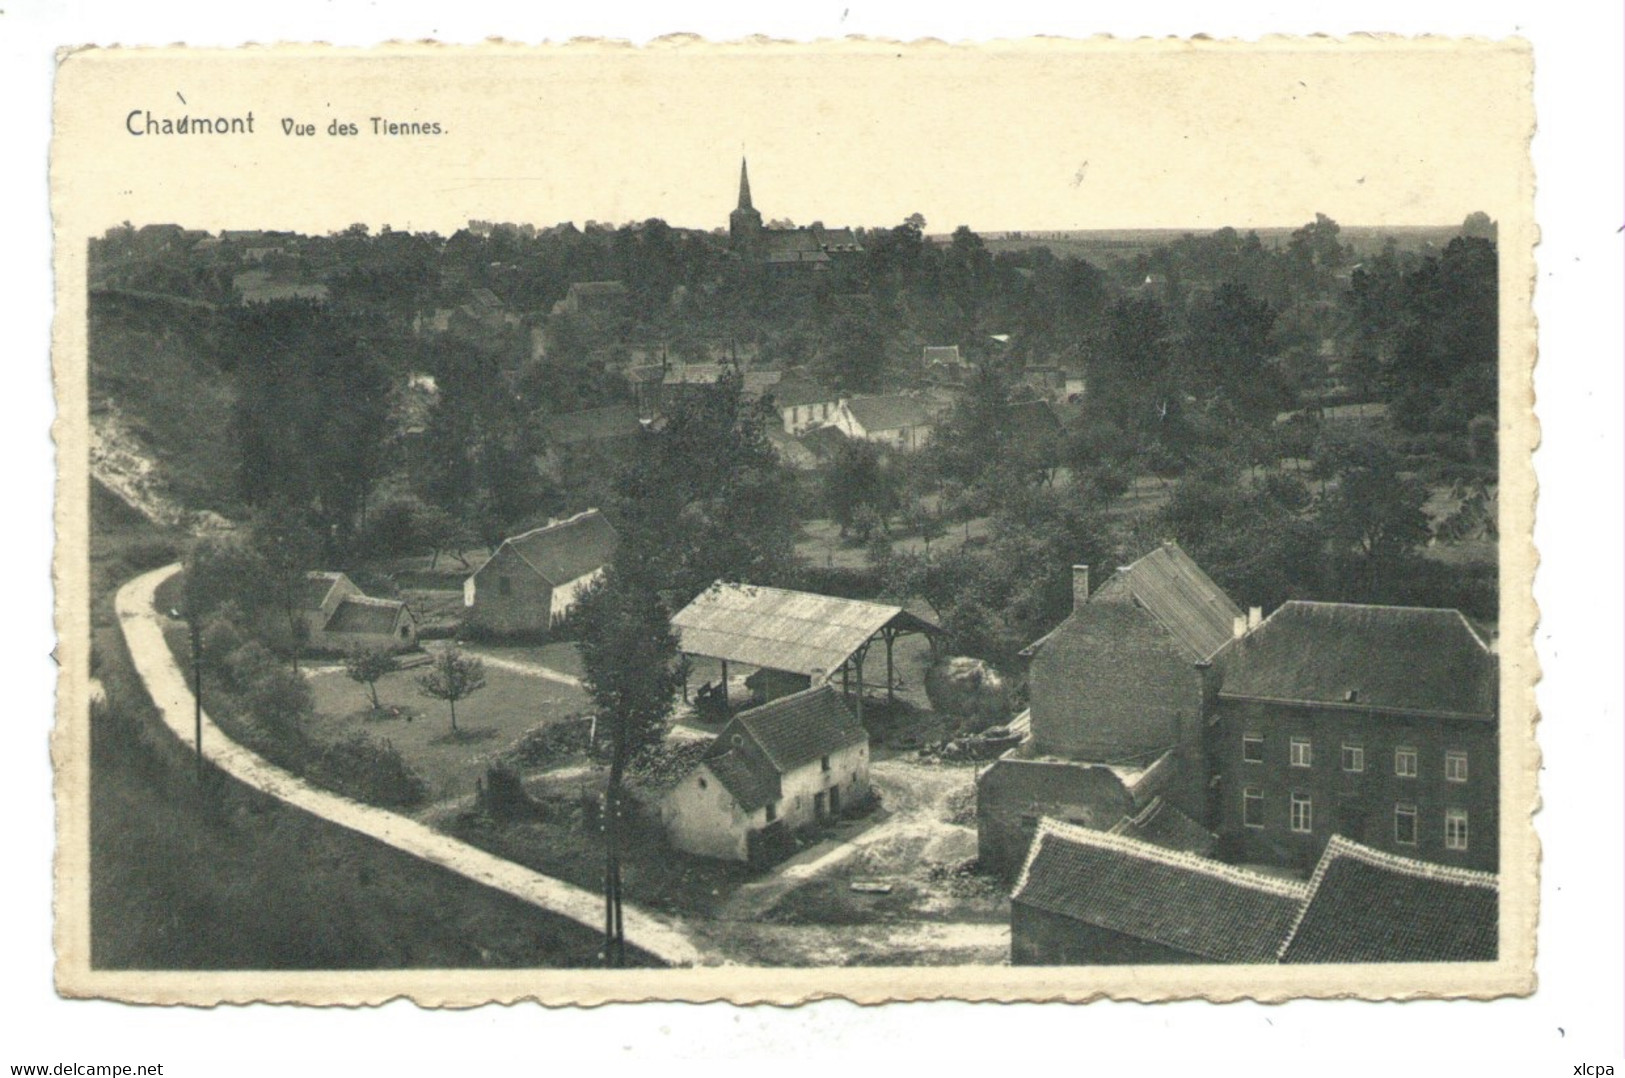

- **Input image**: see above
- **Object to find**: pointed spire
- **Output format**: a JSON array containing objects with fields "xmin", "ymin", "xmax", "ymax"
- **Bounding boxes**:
[{"xmin": 737, "ymin": 157, "xmax": 754, "ymax": 212}]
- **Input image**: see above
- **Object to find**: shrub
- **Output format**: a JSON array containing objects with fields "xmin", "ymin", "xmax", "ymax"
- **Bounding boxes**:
[
  {"xmin": 308, "ymin": 732, "xmax": 429, "ymax": 808},
  {"xmin": 502, "ymin": 715, "xmax": 595, "ymax": 768},
  {"xmin": 475, "ymin": 762, "xmax": 541, "ymax": 821}
]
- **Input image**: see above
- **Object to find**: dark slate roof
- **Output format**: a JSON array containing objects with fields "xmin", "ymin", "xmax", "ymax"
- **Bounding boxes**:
[
  {"xmin": 799, "ymin": 425, "xmax": 849, "ymax": 459},
  {"xmin": 541, "ymin": 405, "xmax": 643, "ymax": 446},
  {"xmin": 325, "ymin": 596, "xmax": 405, "ymax": 635},
  {"xmin": 300, "ymin": 571, "xmax": 347, "ymax": 611},
  {"xmin": 722, "ymin": 684, "xmax": 868, "ymax": 773},
  {"xmin": 844, "ymin": 395, "xmax": 931, "ymax": 433},
  {"xmin": 1108, "ymin": 796, "xmax": 1217, "ymax": 857},
  {"xmin": 1219, "ymin": 601, "xmax": 1497, "ymax": 720},
  {"xmin": 1088, "ymin": 541, "xmax": 1243, "ymax": 661},
  {"xmin": 497, "ymin": 509, "xmax": 618, "ymax": 586},
  {"xmin": 1279, "ymin": 836, "xmax": 1499, "ymax": 963},
  {"xmin": 771, "ymin": 375, "xmax": 838, "ymax": 409},
  {"xmin": 1013, "ymin": 821, "xmax": 1308, "ymax": 963},
  {"xmin": 702, "ymin": 746, "xmax": 781, "ymax": 812}
]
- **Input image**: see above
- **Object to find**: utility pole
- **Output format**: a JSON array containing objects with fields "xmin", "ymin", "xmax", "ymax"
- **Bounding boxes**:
[
  {"xmin": 172, "ymin": 608, "xmax": 203, "ymax": 780},
  {"xmin": 603, "ymin": 710, "xmax": 627, "ymax": 967}
]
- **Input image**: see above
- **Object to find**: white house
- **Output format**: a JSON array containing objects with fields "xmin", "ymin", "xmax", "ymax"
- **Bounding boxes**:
[
  {"xmin": 769, "ymin": 374, "xmax": 841, "ymax": 435},
  {"xmin": 663, "ymin": 684, "xmax": 871, "ymax": 862},
  {"xmin": 832, "ymin": 395, "xmax": 933, "ymax": 451}
]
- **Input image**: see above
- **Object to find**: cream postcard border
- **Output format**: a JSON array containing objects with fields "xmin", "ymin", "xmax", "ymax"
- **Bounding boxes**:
[{"xmin": 50, "ymin": 36, "xmax": 1538, "ymax": 1005}]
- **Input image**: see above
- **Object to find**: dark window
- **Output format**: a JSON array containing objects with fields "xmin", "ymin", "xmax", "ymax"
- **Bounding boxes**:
[
  {"xmin": 1445, "ymin": 809, "xmax": 1469, "ymax": 850},
  {"xmin": 1395, "ymin": 803, "xmax": 1418, "ymax": 845},
  {"xmin": 1242, "ymin": 787, "xmax": 1264, "ymax": 828},
  {"xmin": 765, "ymin": 800, "xmax": 777, "ymax": 822},
  {"xmin": 1242, "ymin": 733, "xmax": 1264, "ymax": 763},
  {"xmin": 1341, "ymin": 744, "xmax": 1365, "ymax": 772},
  {"xmin": 821, "ymin": 754, "xmax": 831, "ymax": 773}
]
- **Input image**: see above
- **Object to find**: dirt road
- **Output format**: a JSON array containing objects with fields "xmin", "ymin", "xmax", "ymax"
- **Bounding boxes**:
[{"xmin": 116, "ymin": 564, "xmax": 703, "ymax": 967}]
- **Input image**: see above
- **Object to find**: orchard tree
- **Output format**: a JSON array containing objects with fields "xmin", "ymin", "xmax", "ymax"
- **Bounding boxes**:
[
  {"xmin": 344, "ymin": 646, "xmax": 399, "ymax": 711},
  {"xmin": 416, "ymin": 648, "xmax": 487, "ymax": 733}
]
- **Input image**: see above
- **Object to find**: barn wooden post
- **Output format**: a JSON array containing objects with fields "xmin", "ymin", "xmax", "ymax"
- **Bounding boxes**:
[
  {"xmin": 884, "ymin": 627, "xmax": 896, "ymax": 704},
  {"xmin": 853, "ymin": 642, "xmax": 867, "ymax": 724}
]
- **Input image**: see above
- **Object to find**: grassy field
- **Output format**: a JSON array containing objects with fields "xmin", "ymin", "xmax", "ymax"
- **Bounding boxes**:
[
  {"xmin": 305, "ymin": 662, "xmax": 591, "ymax": 805},
  {"xmin": 89, "ymin": 490, "xmax": 644, "ymax": 969}
]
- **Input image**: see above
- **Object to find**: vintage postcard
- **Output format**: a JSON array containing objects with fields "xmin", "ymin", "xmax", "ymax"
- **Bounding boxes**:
[{"xmin": 51, "ymin": 37, "xmax": 1536, "ymax": 1005}]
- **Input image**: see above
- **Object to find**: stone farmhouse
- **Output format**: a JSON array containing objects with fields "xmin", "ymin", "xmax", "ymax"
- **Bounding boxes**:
[
  {"xmin": 662, "ymin": 685, "xmax": 871, "ymax": 863},
  {"xmin": 463, "ymin": 509, "xmax": 617, "ymax": 636},
  {"xmin": 977, "ymin": 543, "xmax": 1240, "ymax": 877}
]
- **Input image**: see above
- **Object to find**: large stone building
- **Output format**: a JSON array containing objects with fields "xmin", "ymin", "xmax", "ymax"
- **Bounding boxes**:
[{"xmin": 1208, "ymin": 601, "xmax": 1499, "ymax": 873}]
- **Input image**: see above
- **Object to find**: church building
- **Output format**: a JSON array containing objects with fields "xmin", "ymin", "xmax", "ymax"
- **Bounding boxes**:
[{"xmin": 729, "ymin": 159, "xmax": 864, "ymax": 269}]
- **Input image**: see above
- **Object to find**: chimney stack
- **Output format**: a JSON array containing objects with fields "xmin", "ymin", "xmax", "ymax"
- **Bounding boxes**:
[
  {"xmin": 1072, "ymin": 565, "xmax": 1090, "ymax": 611},
  {"xmin": 1232, "ymin": 615, "xmax": 1247, "ymax": 639},
  {"xmin": 1248, "ymin": 606, "xmax": 1263, "ymax": 630}
]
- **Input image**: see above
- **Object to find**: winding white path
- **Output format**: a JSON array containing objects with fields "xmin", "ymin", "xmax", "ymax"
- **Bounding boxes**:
[{"xmin": 115, "ymin": 564, "xmax": 702, "ymax": 967}]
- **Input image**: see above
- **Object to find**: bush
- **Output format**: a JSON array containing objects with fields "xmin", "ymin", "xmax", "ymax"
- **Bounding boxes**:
[
  {"xmin": 501, "ymin": 715, "xmax": 595, "ymax": 768},
  {"xmin": 475, "ymin": 762, "xmax": 541, "ymax": 821},
  {"xmin": 307, "ymin": 732, "xmax": 430, "ymax": 809}
]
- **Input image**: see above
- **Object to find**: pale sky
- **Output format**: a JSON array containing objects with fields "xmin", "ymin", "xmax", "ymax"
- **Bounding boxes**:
[{"xmin": 57, "ymin": 40, "xmax": 1531, "ymax": 237}]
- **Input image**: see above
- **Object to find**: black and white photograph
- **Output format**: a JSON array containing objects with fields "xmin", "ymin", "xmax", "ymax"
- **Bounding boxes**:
[{"xmin": 52, "ymin": 40, "xmax": 1536, "ymax": 1000}]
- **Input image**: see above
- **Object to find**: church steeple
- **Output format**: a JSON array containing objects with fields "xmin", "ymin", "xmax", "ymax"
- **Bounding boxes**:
[
  {"xmin": 737, "ymin": 157, "xmax": 754, "ymax": 213},
  {"xmin": 729, "ymin": 156, "xmax": 763, "ymax": 257}
]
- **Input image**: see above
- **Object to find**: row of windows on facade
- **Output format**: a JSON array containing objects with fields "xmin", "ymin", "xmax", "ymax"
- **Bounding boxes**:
[
  {"xmin": 1241, "ymin": 788, "xmax": 1471, "ymax": 849},
  {"xmin": 1243, "ymin": 734, "xmax": 1469, "ymax": 781}
]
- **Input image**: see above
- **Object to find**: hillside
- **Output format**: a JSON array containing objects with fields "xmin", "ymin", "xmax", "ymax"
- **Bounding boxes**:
[{"xmin": 88, "ymin": 289, "xmax": 240, "ymax": 516}]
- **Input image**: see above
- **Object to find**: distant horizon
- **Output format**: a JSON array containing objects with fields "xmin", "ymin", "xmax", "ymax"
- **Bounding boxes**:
[{"xmin": 105, "ymin": 218, "xmax": 1478, "ymax": 241}]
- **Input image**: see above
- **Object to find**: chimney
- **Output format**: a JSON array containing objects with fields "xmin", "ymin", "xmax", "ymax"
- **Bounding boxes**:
[
  {"xmin": 1248, "ymin": 606, "xmax": 1263, "ymax": 630},
  {"xmin": 1072, "ymin": 565, "xmax": 1090, "ymax": 611},
  {"xmin": 1232, "ymin": 615, "xmax": 1247, "ymax": 639}
]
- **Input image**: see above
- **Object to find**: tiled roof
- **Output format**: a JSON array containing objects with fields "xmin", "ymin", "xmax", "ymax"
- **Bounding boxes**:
[
  {"xmin": 325, "ymin": 596, "xmax": 405, "ymax": 636},
  {"xmin": 1279, "ymin": 836, "xmax": 1499, "ymax": 963},
  {"xmin": 497, "ymin": 509, "xmax": 618, "ymax": 587},
  {"xmin": 1012, "ymin": 820, "xmax": 1308, "ymax": 963},
  {"xmin": 799, "ymin": 426, "xmax": 849, "ymax": 459},
  {"xmin": 672, "ymin": 581, "xmax": 939, "ymax": 678},
  {"xmin": 1219, "ymin": 601, "xmax": 1497, "ymax": 720},
  {"xmin": 1108, "ymin": 796, "xmax": 1217, "ymax": 857},
  {"xmin": 300, "ymin": 571, "xmax": 347, "ymax": 611},
  {"xmin": 844, "ymin": 395, "xmax": 931, "ymax": 434},
  {"xmin": 541, "ymin": 405, "xmax": 643, "ymax": 446},
  {"xmin": 1090, "ymin": 541, "xmax": 1243, "ymax": 661},
  {"xmin": 703, "ymin": 748, "xmax": 780, "ymax": 811},
  {"xmin": 771, "ymin": 375, "xmax": 837, "ymax": 409},
  {"xmin": 726, "ymin": 684, "xmax": 868, "ymax": 773}
]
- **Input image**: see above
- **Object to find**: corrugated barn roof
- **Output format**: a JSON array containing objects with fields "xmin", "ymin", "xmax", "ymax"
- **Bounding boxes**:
[{"xmin": 671, "ymin": 581, "xmax": 939, "ymax": 677}]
